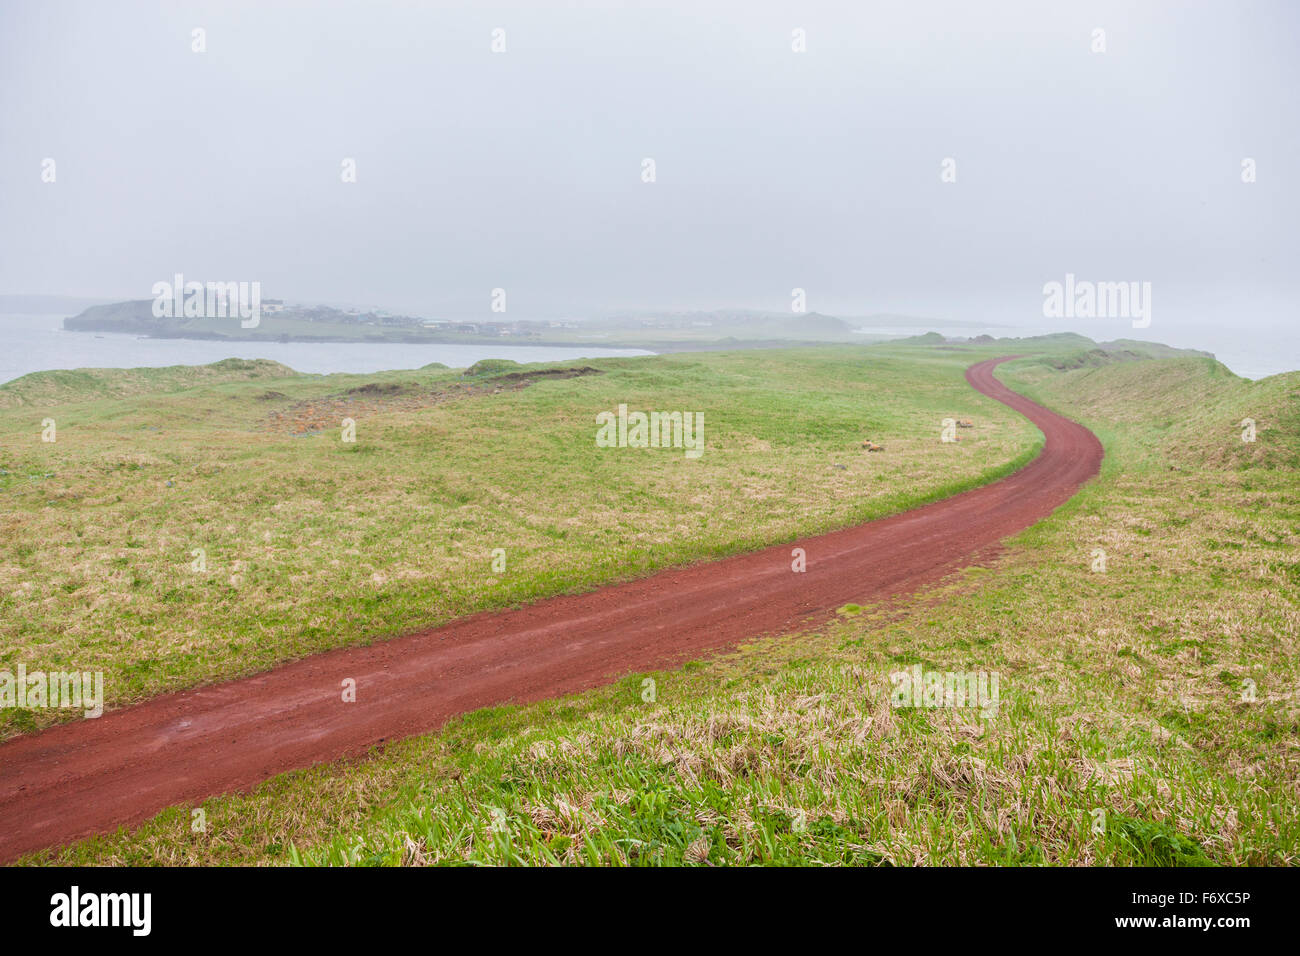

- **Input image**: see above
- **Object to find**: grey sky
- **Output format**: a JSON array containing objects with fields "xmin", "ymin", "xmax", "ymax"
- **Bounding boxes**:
[{"xmin": 2, "ymin": 0, "xmax": 1296, "ymax": 330}]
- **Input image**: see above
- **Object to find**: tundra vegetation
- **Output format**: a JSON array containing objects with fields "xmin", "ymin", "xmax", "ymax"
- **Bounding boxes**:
[
  {"xmin": 9, "ymin": 343, "xmax": 1297, "ymax": 866},
  {"xmin": 1, "ymin": 347, "xmax": 1034, "ymax": 737}
]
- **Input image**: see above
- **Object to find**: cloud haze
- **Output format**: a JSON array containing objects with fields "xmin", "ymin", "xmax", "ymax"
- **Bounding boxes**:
[{"xmin": 2, "ymin": 0, "xmax": 1296, "ymax": 331}]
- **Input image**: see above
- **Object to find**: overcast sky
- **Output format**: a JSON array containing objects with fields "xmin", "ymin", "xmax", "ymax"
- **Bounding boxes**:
[{"xmin": 2, "ymin": 0, "xmax": 1296, "ymax": 331}]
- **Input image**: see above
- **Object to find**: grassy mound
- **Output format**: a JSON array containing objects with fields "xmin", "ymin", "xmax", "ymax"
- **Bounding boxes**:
[
  {"xmin": 1013, "ymin": 356, "xmax": 1299, "ymax": 471},
  {"xmin": 462, "ymin": 358, "xmax": 521, "ymax": 377},
  {"xmin": 0, "ymin": 358, "xmax": 297, "ymax": 408}
]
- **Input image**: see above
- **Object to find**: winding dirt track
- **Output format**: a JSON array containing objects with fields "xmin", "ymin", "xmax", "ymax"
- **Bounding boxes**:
[{"xmin": 0, "ymin": 357, "xmax": 1102, "ymax": 862}]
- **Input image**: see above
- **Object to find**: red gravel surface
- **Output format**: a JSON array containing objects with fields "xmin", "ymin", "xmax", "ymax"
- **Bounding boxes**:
[{"xmin": 0, "ymin": 357, "xmax": 1102, "ymax": 862}]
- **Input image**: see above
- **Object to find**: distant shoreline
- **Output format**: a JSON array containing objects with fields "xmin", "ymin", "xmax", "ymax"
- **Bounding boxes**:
[
  {"xmin": 58, "ymin": 325, "xmax": 883, "ymax": 352},
  {"xmin": 56, "ymin": 298, "xmax": 907, "ymax": 352}
]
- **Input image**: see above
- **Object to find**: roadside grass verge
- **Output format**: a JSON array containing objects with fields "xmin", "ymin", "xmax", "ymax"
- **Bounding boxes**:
[
  {"xmin": 0, "ymin": 346, "xmax": 1035, "ymax": 736},
  {"xmin": 25, "ymin": 353, "xmax": 1297, "ymax": 865}
]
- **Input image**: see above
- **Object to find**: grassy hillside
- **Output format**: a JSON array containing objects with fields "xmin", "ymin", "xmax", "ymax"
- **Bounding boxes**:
[
  {"xmin": 0, "ymin": 358, "xmax": 296, "ymax": 409},
  {"xmin": 20, "ymin": 347, "xmax": 1295, "ymax": 866},
  {"xmin": 0, "ymin": 346, "xmax": 1037, "ymax": 737},
  {"xmin": 1015, "ymin": 354, "xmax": 1298, "ymax": 471}
]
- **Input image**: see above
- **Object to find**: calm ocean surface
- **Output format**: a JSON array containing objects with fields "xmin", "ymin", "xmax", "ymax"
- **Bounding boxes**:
[
  {"xmin": 1, "ymin": 313, "xmax": 652, "ymax": 385},
  {"xmin": 4, "ymin": 312, "xmax": 1294, "ymax": 385}
]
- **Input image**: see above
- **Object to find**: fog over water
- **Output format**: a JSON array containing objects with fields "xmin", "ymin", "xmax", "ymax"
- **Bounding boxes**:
[
  {"xmin": 1, "ymin": 1, "xmax": 1295, "ymax": 378},
  {"xmin": 0, "ymin": 313, "xmax": 651, "ymax": 385}
]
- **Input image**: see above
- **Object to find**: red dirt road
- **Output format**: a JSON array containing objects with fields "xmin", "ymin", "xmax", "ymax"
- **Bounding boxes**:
[{"xmin": 0, "ymin": 357, "xmax": 1102, "ymax": 862}]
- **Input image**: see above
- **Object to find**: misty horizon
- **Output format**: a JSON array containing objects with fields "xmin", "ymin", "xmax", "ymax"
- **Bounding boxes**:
[{"xmin": 3, "ymin": 0, "xmax": 1296, "ymax": 341}]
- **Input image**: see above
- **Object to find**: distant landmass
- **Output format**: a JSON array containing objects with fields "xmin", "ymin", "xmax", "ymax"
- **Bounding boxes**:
[
  {"xmin": 51, "ymin": 299, "xmax": 1219, "ymax": 363},
  {"xmin": 59, "ymin": 300, "xmax": 897, "ymax": 349}
]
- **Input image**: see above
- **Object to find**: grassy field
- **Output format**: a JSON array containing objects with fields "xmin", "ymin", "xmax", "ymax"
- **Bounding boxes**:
[
  {"xmin": 0, "ymin": 346, "xmax": 1037, "ymax": 737},
  {"xmin": 15, "ymin": 343, "xmax": 1296, "ymax": 866}
]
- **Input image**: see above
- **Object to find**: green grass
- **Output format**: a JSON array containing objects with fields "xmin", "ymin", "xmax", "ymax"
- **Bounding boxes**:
[
  {"xmin": 19, "ymin": 344, "xmax": 1296, "ymax": 866},
  {"xmin": 0, "ymin": 345, "xmax": 1036, "ymax": 737},
  {"xmin": 0, "ymin": 357, "xmax": 298, "ymax": 408}
]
